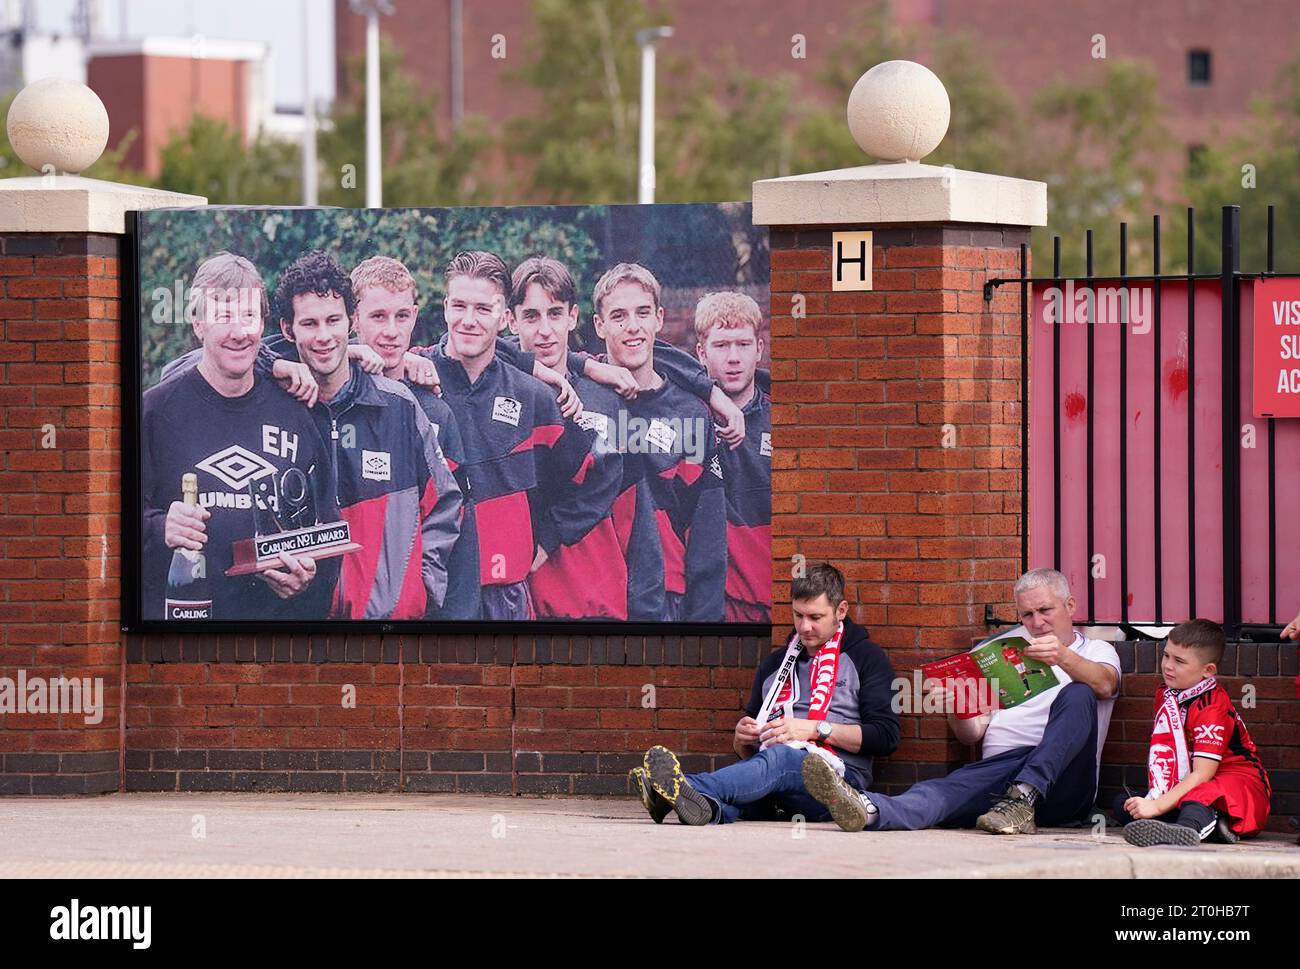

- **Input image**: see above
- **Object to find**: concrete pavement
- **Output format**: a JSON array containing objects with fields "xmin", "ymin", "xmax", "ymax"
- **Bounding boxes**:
[{"xmin": 0, "ymin": 793, "xmax": 1296, "ymax": 878}]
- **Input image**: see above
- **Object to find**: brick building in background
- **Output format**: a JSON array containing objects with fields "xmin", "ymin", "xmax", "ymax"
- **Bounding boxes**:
[
  {"xmin": 335, "ymin": 0, "xmax": 1297, "ymax": 165},
  {"xmin": 86, "ymin": 37, "xmax": 270, "ymax": 177}
]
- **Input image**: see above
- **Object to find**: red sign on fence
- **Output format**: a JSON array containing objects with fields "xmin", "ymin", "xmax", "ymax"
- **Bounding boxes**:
[{"xmin": 1253, "ymin": 277, "xmax": 1300, "ymax": 418}]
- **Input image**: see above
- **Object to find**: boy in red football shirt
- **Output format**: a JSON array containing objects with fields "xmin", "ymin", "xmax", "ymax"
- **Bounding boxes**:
[{"xmin": 1119, "ymin": 619, "xmax": 1271, "ymax": 847}]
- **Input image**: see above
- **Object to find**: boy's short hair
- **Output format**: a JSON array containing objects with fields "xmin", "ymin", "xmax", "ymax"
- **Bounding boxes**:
[
  {"xmin": 510, "ymin": 256, "xmax": 577, "ymax": 311},
  {"xmin": 351, "ymin": 255, "xmax": 418, "ymax": 304},
  {"xmin": 694, "ymin": 290, "xmax": 762, "ymax": 343},
  {"xmin": 1167, "ymin": 618, "xmax": 1225, "ymax": 666},
  {"xmin": 446, "ymin": 249, "xmax": 509, "ymax": 298},
  {"xmin": 189, "ymin": 251, "xmax": 269, "ymax": 324},
  {"xmin": 274, "ymin": 250, "xmax": 355, "ymax": 332},
  {"xmin": 592, "ymin": 262, "xmax": 661, "ymax": 316},
  {"xmin": 791, "ymin": 563, "xmax": 846, "ymax": 608}
]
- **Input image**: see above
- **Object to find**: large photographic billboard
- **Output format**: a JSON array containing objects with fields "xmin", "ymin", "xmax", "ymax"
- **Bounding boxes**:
[{"xmin": 125, "ymin": 203, "xmax": 771, "ymax": 629}]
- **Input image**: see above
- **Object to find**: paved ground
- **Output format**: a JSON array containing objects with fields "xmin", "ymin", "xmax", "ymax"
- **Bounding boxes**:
[{"xmin": 1, "ymin": 794, "xmax": 1296, "ymax": 878}]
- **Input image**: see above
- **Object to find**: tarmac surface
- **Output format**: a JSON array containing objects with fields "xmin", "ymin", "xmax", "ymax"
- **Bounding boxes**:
[{"xmin": 1, "ymin": 793, "xmax": 1296, "ymax": 878}]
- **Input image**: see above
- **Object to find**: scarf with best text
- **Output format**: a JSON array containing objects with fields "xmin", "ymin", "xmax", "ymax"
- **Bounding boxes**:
[{"xmin": 754, "ymin": 623, "xmax": 846, "ymax": 775}]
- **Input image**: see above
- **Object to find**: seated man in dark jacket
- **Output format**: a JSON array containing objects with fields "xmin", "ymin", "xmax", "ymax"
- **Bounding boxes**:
[{"xmin": 634, "ymin": 563, "xmax": 900, "ymax": 824}]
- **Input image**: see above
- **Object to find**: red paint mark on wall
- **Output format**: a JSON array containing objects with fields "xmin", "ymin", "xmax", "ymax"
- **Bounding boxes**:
[
  {"xmin": 1063, "ymin": 392, "xmax": 1087, "ymax": 420},
  {"xmin": 1127, "ymin": 592, "xmax": 1134, "ymax": 607},
  {"xmin": 1165, "ymin": 365, "xmax": 1189, "ymax": 401}
]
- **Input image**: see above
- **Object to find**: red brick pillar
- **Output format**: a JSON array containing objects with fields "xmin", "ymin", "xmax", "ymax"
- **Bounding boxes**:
[
  {"xmin": 0, "ymin": 234, "xmax": 127, "ymax": 793},
  {"xmin": 0, "ymin": 145, "xmax": 206, "ymax": 792},
  {"xmin": 763, "ymin": 224, "xmax": 1032, "ymax": 652},
  {"xmin": 753, "ymin": 138, "xmax": 1046, "ymax": 780}
]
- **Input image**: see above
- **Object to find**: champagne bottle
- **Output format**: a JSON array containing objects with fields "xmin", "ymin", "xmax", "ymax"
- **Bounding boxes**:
[{"xmin": 164, "ymin": 473, "xmax": 212, "ymax": 620}]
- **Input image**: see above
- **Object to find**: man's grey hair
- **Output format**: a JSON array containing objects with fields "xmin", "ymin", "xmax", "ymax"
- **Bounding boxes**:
[{"xmin": 1013, "ymin": 568, "xmax": 1071, "ymax": 602}]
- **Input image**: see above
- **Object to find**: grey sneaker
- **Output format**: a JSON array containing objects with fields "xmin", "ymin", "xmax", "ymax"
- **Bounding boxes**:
[
  {"xmin": 1124, "ymin": 819, "xmax": 1202, "ymax": 848},
  {"xmin": 629, "ymin": 766, "xmax": 671, "ymax": 824},
  {"xmin": 802, "ymin": 753, "xmax": 872, "ymax": 832},
  {"xmin": 643, "ymin": 746, "xmax": 713, "ymax": 826},
  {"xmin": 976, "ymin": 786, "xmax": 1038, "ymax": 835}
]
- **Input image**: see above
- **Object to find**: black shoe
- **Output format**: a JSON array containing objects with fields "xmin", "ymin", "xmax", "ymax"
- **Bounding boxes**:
[
  {"xmin": 643, "ymin": 745, "xmax": 713, "ymax": 826},
  {"xmin": 1214, "ymin": 815, "xmax": 1240, "ymax": 845},
  {"xmin": 629, "ymin": 767, "xmax": 671, "ymax": 824},
  {"xmin": 1123, "ymin": 819, "xmax": 1202, "ymax": 848},
  {"xmin": 801, "ymin": 753, "xmax": 872, "ymax": 832}
]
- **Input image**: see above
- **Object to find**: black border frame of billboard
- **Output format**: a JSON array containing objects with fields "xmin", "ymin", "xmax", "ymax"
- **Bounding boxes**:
[{"xmin": 118, "ymin": 207, "xmax": 774, "ymax": 639}]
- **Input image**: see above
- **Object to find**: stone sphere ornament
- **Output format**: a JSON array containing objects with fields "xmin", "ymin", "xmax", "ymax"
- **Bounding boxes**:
[
  {"xmin": 847, "ymin": 60, "xmax": 951, "ymax": 163},
  {"xmin": 6, "ymin": 78, "xmax": 111, "ymax": 176}
]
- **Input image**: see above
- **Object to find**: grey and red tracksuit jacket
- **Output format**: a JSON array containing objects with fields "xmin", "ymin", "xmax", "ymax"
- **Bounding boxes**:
[
  {"xmin": 307, "ymin": 368, "xmax": 460, "ymax": 619},
  {"xmin": 626, "ymin": 373, "xmax": 727, "ymax": 620},
  {"xmin": 528, "ymin": 358, "xmax": 665, "ymax": 620},
  {"xmin": 429, "ymin": 349, "xmax": 607, "ymax": 598},
  {"xmin": 635, "ymin": 343, "xmax": 771, "ymax": 621},
  {"xmin": 720, "ymin": 389, "xmax": 772, "ymax": 621},
  {"xmin": 407, "ymin": 384, "xmax": 480, "ymax": 620}
]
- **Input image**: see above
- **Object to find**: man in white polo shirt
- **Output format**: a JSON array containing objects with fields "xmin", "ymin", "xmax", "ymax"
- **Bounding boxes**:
[{"xmin": 803, "ymin": 568, "xmax": 1121, "ymax": 834}]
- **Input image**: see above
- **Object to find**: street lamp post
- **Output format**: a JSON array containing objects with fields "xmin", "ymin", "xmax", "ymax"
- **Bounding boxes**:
[
  {"xmin": 349, "ymin": 0, "xmax": 393, "ymax": 208},
  {"xmin": 301, "ymin": 0, "xmax": 318, "ymax": 205},
  {"xmin": 635, "ymin": 26, "xmax": 672, "ymax": 204}
]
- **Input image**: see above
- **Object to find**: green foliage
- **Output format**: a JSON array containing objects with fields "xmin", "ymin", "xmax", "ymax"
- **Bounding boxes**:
[
  {"xmin": 318, "ymin": 37, "xmax": 494, "ymax": 207},
  {"xmin": 156, "ymin": 116, "xmax": 301, "ymax": 203},
  {"xmin": 1179, "ymin": 48, "xmax": 1300, "ymax": 274},
  {"xmin": 507, "ymin": 0, "xmax": 665, "ymax": 203},
  {"xmin": 1027, "ymin": 60, "xmax": 1171, "ymax": 275},
  {"xmin": 134, "ymin": 202, "xmax": 760, "ymax": 388}
]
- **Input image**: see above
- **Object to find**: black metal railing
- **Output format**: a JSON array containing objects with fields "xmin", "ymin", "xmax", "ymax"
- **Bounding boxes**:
[{"xmin": 985, "ymin": 204, "xmax": 1297, "ymax": 639}]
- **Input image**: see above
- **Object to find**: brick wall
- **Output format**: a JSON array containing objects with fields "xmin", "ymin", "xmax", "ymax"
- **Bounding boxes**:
[
  {"xmin": 0, "ymin": 225, "xmax": 1294, "ymax": 833},
  {"xmin": 0, "ymin": 233, "xmax": 123, "ymax": 794},
  {"xmin": 120, "ymin": 635, "xmax": 759, "ymax": 794}
]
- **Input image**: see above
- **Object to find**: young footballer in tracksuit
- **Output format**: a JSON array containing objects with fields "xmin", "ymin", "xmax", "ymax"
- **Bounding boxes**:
[
  {"xmin": 348, "ymin": 255, "xmax": 480, "ymax": 621},
  {"xmin": 142, "ymin": 252, "xmax": 338, "ymax": 621},
  {"xmin": 430, "ymin": 250, "xmax": 608, "ymax": 620},
  {"xmin": 592, "ymin": 263, "xmax": 727, "ymax": 621},
  {"xmin": 265, "ymin": 252, "xmax": 461, "ymax": 620},
  {"xmin": 506, "ymin": 256, "xmax": 665, "ymax": 621},
  {"xmin": 692, "ymin": 292, "xmax": 773, "ymax": 622}
]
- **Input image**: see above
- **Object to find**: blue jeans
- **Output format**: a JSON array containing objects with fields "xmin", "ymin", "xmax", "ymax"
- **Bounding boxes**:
[
  {"xmin": 686, "ymin": 744, "xmax": 854, "ymax": 825},
  {"xmin": 870, "ymin": 681, "xmax": 1101, "ymax": 831}
]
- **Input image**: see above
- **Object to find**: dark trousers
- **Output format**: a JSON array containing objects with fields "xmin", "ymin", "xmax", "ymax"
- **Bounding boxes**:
[{"xmin": 870, "ymin": 682, "xmax": 1101, "ymax": 831}]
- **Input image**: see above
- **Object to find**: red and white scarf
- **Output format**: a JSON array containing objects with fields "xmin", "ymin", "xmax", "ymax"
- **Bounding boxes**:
[
  {"xmin": 754, "ymin": 623, "xmax": 846, "ymax": 773},
  {"xmin": 1146, "ymin": 675, "xmax": 1217, "ymax": 797}
]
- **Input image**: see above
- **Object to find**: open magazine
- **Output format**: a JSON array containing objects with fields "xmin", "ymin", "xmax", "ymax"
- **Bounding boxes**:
[{"xmin": 919, "ymin": 630, "xmax": 1061, "ymax": 718}]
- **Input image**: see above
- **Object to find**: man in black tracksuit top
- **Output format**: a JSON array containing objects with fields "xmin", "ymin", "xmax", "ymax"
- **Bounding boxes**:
[
  {"xmin": 507, "ymin": 256, "xmax": 664, "ymax": 621},
  {"xmin": 633, "ymin": 564, "xmax": 900, "ymax": 825},
  {"xmin": 592, "ymin": 263, "xmax": 726, "ymax": 621},
  {"xmin": 434, "ymin": 250, "xmax": 606, "ymax": 620},
  {"xmin": 142, "ymin": 253, "xmax": 337, "ymax": 621}
]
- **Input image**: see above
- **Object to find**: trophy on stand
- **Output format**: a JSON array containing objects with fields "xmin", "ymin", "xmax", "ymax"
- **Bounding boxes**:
[{"xmin": 225, "ymin": 465, "xmax": 360, "ymax": 576}]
